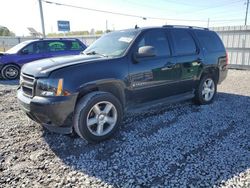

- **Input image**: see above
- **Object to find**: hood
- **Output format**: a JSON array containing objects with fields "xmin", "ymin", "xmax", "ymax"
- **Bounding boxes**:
[{"xmin": 22, "ymin": 55, "xmax": 105, "ymax": 77}]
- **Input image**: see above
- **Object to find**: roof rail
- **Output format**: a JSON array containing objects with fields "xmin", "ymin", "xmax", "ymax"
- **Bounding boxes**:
[
  {"xmin": 38, "ymin": 38, "xmax": 78, "ymax": 40},
  {"xmin": 163, "ymin": 25, "xmax": 209, "ymax": 30}
]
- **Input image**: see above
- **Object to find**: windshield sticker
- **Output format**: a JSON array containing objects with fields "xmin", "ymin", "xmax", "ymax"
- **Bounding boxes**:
[{"xmin": 119, "ymin": 37, "xmax": 133, "ymax": 43}]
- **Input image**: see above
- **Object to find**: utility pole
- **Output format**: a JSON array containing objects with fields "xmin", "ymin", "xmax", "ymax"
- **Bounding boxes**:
[
  {"xmin": 38, "ymin": 0, "xmax": 46, "ymax": 38},
  {"xmin": 245, "ymin": 0, "xmax": 249, "ymax": 26},
  {"xmin": 106, "ymin": 20, "xmax": 108, "ymax": 33},
  {"xmin": 207, "ymin": 18, "xmax": 210, "ymax": 28}
]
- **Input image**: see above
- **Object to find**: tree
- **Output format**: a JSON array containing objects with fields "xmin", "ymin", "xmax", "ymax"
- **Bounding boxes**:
[
  {"xmin": 0, "ymin": 26, "xmax": 15, "ymax": 36},
  {"xmin": 95, "ymin": 30, "xmax": 103, "ymax": 35}
]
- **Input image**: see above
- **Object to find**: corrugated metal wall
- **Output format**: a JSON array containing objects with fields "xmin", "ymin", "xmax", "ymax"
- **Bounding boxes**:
[{"xmin": 211, "ymin": 25, "xmax": 250, "ymax": 67}]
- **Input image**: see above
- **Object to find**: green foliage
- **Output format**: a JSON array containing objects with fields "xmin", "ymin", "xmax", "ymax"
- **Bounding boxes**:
[
  {"xmin": 95, "ymin": 30, "xmax": 104, "ymax": 35},
  {"xmin": 0, "ymin": 26, "xmax": 15, "ymax": 36},
  {"xmin": 47, "ymin": 30, "xmax": 90, "ymax": 37}
]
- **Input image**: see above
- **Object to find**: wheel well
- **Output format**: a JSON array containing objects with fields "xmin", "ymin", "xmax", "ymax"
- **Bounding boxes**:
[
  {"xmin": 76, "ymin": 82, "xmax": 125, "ymax": 108},
  {"xmin": 200, "ymin": 67, "xmax": 219, "ymax": 84}
]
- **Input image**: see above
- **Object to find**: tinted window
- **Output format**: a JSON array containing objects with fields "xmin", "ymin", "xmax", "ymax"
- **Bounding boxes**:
[
  {"xmin": 68, "ymin": 41, "xmax": 84, "ymax": 51},
  {"xmin": 137, "ymin": 30, "xmax": 171, "ymax": 57},
  {"xmin": 48, "ymin": 41, "xmax": 66, "ymax": 52},
  {"xmin": 22, "ymin": 42, "xmax": 46, "ymax": 54},
  {"xmin": 195, "ymin": 30, "xmax": 224, "ymax": 52},
  {"xmin": 171, "ymin": 30, "xmax": 197, "ymax": 55}
]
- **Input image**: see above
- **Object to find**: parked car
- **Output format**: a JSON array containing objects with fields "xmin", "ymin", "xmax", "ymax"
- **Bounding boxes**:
[
  {"xmin": 17, "ymin": 25, "xmax": 228, "ymax": 142},
  {"xmin": 0, "ymin": 38, "xmax": 86, "ymax": 80}
]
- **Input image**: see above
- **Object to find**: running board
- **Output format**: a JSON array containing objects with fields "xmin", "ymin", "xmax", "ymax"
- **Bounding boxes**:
[{"xmin": 126, "ymin": 92, "xmax": 194, "ymax": 114}]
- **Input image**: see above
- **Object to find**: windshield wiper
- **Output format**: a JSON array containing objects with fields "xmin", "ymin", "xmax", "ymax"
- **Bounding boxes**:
[{"xmin": 83, "ymin": 51, "xmax": 108, "ymax": 57}]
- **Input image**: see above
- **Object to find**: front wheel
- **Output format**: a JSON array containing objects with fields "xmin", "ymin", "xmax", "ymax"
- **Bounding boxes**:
[
  {"xmin": 73, "ymin": 92, "xmax": 123, "ymax": 143},
  {"xmin": 194, "ymin": 75, "xmax": 217, "ymax": 105},
  {"xmin": 1, "ymin": 64, "xmax": 20, "ymax": 80}
]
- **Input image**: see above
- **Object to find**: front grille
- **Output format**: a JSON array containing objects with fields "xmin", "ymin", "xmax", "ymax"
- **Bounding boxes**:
[{"xmin": 20, "ymin": 73, "xmax": 35, "ymax": 98}]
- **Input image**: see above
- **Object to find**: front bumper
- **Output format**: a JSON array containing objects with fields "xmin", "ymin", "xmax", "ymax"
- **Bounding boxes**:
[{"xmin": 17, "ymin": 89, "xmax": 78, "ymax": 134}]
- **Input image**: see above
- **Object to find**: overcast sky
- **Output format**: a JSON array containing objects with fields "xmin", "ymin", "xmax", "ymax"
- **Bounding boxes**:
[{"xmin": 0, "ymin": 0, "xmax": 246, "ymax": 36}]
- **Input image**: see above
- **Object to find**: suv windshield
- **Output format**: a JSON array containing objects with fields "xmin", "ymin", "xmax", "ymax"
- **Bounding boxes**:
[
  {"xmin": 6, "ymin": 41, "xmax": 32, "ymax": 54},
  {"xmin": 83, "ymin": 30, "xmax": 139, "ymax": 57}
]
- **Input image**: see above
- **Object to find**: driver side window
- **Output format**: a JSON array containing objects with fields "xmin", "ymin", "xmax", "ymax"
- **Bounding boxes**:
[
  {"xmin": 137, "ymin": 30, "xmax": 171, "ymax": 57},
  {"xmin": 22, "ymin": 42, "xmax": 45, "ymax": 54},
  {"xmin": 22, "ymin": 43, "xmax": 34, "ymax": 54}
]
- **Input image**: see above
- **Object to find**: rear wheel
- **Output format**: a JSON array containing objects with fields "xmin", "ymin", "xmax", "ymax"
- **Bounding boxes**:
[
  {"xmin": 1, "ymin": 64, "xmax": 20, "ymax": 80},
  {"xmin": 73, "ymin": 92, "xmax": 123, "ymax": 143},
  {"xmin": 194, "ymin": 74, "xmax": 217, "ymax": 105}
]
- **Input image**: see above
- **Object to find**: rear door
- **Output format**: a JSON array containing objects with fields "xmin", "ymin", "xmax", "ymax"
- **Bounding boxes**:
[
  {"xmin": 194, "ymin": 30, "xmax": 227, "ymax": 83},
  {"xmin": 169, "ymin": 29, "xmax": 203, "ymax": 93},
  {"xmin": 128, "ymin": 29, "xmax": 182, "ymax": 104}
]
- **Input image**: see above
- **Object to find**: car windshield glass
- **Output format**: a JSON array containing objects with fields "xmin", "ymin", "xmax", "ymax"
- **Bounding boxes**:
[
  {"xmin": 83, "ymin": 30, "xmax": 139, "ymax": 57},
  {"xmin": 6, "ymin": 41, "xmax": 31, "ymax": 54}
]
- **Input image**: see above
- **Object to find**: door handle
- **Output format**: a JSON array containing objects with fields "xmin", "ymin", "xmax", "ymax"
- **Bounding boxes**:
[{"xmin": 161, "ymin": 62, "xmax": 175, "ymax": 71}]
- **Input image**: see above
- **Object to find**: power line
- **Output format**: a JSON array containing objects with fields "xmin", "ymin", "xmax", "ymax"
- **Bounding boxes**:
[
  {"xmin": 42, "ymin": 0, "xmax": 244, "ymax": 23},
  {"xmin": 181, "ymin": 0, "xmax": 244, "ymax": 15}
]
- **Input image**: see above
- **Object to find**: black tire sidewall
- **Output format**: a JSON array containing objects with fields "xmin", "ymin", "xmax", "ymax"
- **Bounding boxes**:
[
  {"xmin": 196, "ymin": 75, "xmax": 217, "ymax": 105},
  {"xmin": 1, "ymin": 64, "xmax": 20, "ymax": 80},
  {"xmin": 74, "ymin": 92, "xmax": 123, "ymax": 143}
]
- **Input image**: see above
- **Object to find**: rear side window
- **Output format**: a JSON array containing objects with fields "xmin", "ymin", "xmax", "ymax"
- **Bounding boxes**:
[
  {"xmin": 137, "ymin": 30, "xmax": 171, "ymax": 57},
  {"xmin": 47, "ymin": 41, "xmax": 84, "ymax": 52},
  {"xmin": 48, "ymin": 41, "xmax": 66, "ymax": 52},
  {"xmin": 195, "ymin": 30, "xmax": 225, "ymax": 52},
  {"xmin": 171, "ymin": 29, "xmax": 197, "ymax": 56},
  {"xmin": 68, "ymin": 41, "xmax": 84, "ymax": 51}
]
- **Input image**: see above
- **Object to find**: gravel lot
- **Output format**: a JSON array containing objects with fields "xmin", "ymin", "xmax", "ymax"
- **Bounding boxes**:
[{"xmin": 0, "ymin": 70, "xmax": 249, "ymax": 188}]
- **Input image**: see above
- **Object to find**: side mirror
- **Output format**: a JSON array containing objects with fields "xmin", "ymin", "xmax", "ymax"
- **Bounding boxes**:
[
  {"xmin": 136, "ymin": 46, "xmax": 156, "ymax": 58},
  {"xmin": 21, "ymin": 49, "xmax": 29, "ymax": 55}
]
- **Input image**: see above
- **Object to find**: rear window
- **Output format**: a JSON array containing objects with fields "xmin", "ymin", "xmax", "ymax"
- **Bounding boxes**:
[{"xmin": 195, "ymin": 30, "xmax": 225, "ymax": 52}]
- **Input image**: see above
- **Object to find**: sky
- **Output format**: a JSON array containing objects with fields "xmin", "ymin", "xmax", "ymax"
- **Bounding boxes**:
[{"xmin": 0, "ymin": 0, "xmax": 247, "ymax": 36}]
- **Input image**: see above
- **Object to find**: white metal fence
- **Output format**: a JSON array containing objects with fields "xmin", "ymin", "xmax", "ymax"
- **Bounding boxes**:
[
  {"xmin": 1, "ymin": 26, "xmax": 250, "ymax": 68},
  {"xmin": 211, "ymin": 25, "xmax": 250, "ymax": 68}
]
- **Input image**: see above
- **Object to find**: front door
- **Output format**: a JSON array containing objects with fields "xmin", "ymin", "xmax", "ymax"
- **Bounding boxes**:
[{"xmin": 127, "ymin": 29, "xmax": 182, "ymax": 105}]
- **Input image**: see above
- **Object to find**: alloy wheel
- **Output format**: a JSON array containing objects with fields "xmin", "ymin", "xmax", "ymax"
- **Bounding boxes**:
[{"xmin": 86, "ymin": 101, "xmax": 118, "ymax": 136}]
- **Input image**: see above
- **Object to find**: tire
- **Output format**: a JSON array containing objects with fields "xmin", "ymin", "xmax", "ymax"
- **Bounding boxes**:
[
  {"xmin": 73, "ymin": 91, "xmax": 123, "ymax": 143},
  {"xmin": 1, "ymin": 64, "xmax": 20, "ymax": 80},
  {"xmin": 194, "ymin": 74, "xmax": 217, "ymax": 105}
]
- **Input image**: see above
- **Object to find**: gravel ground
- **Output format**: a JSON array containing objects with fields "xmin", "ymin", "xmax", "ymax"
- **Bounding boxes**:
[{"xmin": 0, "ymin": 70, "xmax": 249, "ymax": 188}]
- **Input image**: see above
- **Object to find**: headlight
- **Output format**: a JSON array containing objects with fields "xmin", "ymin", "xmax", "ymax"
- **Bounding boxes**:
[{"xmin": 36, "ymin": 78, "xmax": 70, "ymax": 97}]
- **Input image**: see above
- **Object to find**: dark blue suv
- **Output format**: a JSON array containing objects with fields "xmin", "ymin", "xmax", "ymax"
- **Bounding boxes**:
[{"xmin": 0, "ymin": 38, "xmax": 86, "ymax": 80}]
